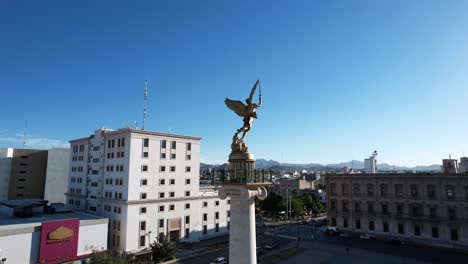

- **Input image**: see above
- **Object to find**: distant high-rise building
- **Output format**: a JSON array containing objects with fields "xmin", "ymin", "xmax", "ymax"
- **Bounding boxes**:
[
  {"xmin": 442, "ymin": 158, "xmax": 459, "ymax": 174},
  {"xmin": 0, "ymin": 147, "xmax": 69, "ymax": 203},
  {"xmin": 364, "ymin": 151, "xmax": 378, "ymax": 174}
]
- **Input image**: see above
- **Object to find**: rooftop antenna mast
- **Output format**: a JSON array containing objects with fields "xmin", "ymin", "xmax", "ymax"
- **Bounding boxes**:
[
  {"xmin": 142, "ymin": 80, "xmax": 148, "ymax": 130},
  {"xmin": 22, "ymin": 121, "xmax": 28, "ymax": 146}
]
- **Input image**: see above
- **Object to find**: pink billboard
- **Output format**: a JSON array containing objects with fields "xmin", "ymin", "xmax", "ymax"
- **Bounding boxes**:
[{"xmin": 39, "ymin": 218, "xmax": 80, "ymax": 264}]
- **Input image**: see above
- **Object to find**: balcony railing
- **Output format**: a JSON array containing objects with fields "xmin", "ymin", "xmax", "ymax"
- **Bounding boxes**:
[{"xmin": 212, "ymin": 169, "xmax": 273, "ymax": 184}]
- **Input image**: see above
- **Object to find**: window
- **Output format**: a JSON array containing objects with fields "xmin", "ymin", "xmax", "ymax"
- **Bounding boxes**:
[
  {"xmin": 186, "ymin": 143, "xmax": 191, "ymax": 151},
  {"xmin": 227, "ymin": 210, "xmax": 230, "ymax": 217},
  {"xmin": 140, "ymin": 221, "xmax": 146, "ymax": 231},
  {"xmin": 170, "ymin": 192, "xmax": 175, "ymax": 198},
  {"xmin": 143, "ymin": 138, "xmax": 149, "ymax": 147},
  {"xmin": 354, "ymin": 202, "xmax": 361, "ymax": 212},
  {"xmin": 369, "ymin": 220, "xmax": 374, "ymax": 231},
  {"xmin": 159, "ymin": 219, "xmax": 164, "ymax": 228},
  {"xmin": 161, "ymin": 140, "xmax": 167, "ymax": 148},
  {"xmin": 159, "ymin": 205, "xmax": 164, "ymax": 212},
  {"xmin": 171, "ymin": 141, "xmax": 176, "ymax": 149},
  {"xmin": 203, "ymin": 225, "xmax": 207, "ymax": 234},
  {"xmin": 139, "ymin": 235, "xmax": 145, "ymax": 247},
  {"xmin": 215, "ymin": 223, "xmax": 219, "ymax": 232},
  {"xmin": 185, "ymin": 203, "xmax": 190, "ymax": 209},
  {"xmin": 141, "ymin": 179, "xmax": 148, "ymax": 186},
  {"xmin": 353, "ymin": 184, "xmax": 361, "ymax": 196},
  {"xmin": 117, "ymin": 139, "xmax": 121, "ymax": 147},
  {"xmin": 343, "ymin": 218, "xmax": 348, "ymax": 228},
  {"xmin": 215, "ymin": 200, "xmax": 219, "ymax": 206},
  {"xmin": 170, "ymin": 204, "xmax": 175, "ymax": 211},
  {"xmin": 186, "ymin": 179, "xmax": 191, "ymax": 185},
  {"xmin": 121, "ymin": 138, "xmax": 125, "ymax": 147},
  {"xmin": 355, "ymin": 219, "xmax": 361, "ymax": 229},
  {"xmin": 142, "ymin": 165, "xmax": 148, "ymax": 172},
  {"xmin": 215, "ymin": 212, "xmax": 219, "ymax": 219},
  {"xmin": 446, "ymin": 185, "xmax": 455, "ymax": 200},
  {"xmin": 397, "ymin": 204, "xmax": 403, "ymax": 216},
  {"xmin": 330, "ymin": 184, "xmax": 337, "ymax": 195},
  {"xmin": 380, "ymin": 184, "xmax": 388, "ymax": 197},
  {"xmin": 448, "ymin": 208, "xmax": 456, "ymax": 220},
  {"xmin": 414, "ymin": 225, "xmax": 421, "ymax": 236},
  {"xmin": 140, "ymin": 193, "xmax": 147, "ymax": 200},
  {"xmin": 367, "ymin": 203, "xmax": 374, "ymax": 215},
  {"xmin": 203, "ymin": 201, "xmax": 208, "ymax": 207},
  {"xmin": 185, "ymin": 215, "xmax": 190, "ymax": 224},
  {"xmin": 330, "ymin": 200, "xmax": 337, "ymax": 211},
  {"xmin": 429, "ymin": 206, "xmax": 437, "ymax": 218},
  {"xmin": 451, "ymin": 229, "xmax": 458, "ymax": 241},
  {"xmin": 159, "ymin": 192, "xmax": 165, "ymax": 198},
  {"xmin": 410, "ymin": 184, "xmax": 418, "ymax": 198},
  {"xmin": 160, "ymin": 179, "xmax": 166, "ymax": 185},
  {"xmin": 185, "ymin": 166, "xmax": 191, "ymax": 173},
  {"xmin": 140, "ymin": 207, "xmax": 147, "ymax": 214},
  {"xmin": 432, "ymin": 226, "xmax": 439, "ymax": 238},
  {"xmin": 186, "ymin": 154, "xmax": 191, "ymax": 160},
  {"xmin": 382, "ymin": 204, "xmax": 388, "ymax": 215},
  {"xmin": 342, "ymin": 200, "xmax": 349, "ymax": 213},
  {"xmin": 366, "ymin": 184, "xmax": 374, "ymax": 196},
  {"xmin": 203, "ymin": 213, "xmax": 207, "ymax": 221},
  {"xmin": 185, "ymin": 228, "xmax": 190, "ymax": 238},
  {"xmin": 170, "ymin": 179, "xmax": 175, "ymax": 185},
  {"xmin": 143, "ymin": 151, "xmax": 148, "ymax": 158},
  {"xmin": 185, "ymin": 191, "xmax": 190, "ymax": 197},
  {"xmin": 161, "ymin": 153, "xmax": 166, "ymax": 159},
  {"xmin": 170, "ymin": 166, "xmax": 175, "ymax": 172},
  {"xmin": 398, "ymin": 223, "xmax": 404, "ymax": 234},
  {"xmin": 341, "ymin": 184, "xmax": 349, "ymax": 195},
  {"xmin": 331, "ymin": 218, "xmax": 336, "ymax": 226},
  {"xmin": 383, "ymin": 222, "xmax": 389, "ymax": 232},
  {"xmin": 411, "ymin": 204, "xmax": 421, "ymax": 218},
  {"xmin": 395, "ymin": 184, "xmax": 403, "ymax": 197},
  {"xmin": 171, "ymin": 153, "xmax": 176, "ymax": 159},
  {"xmin": 427, "ymin": 184, "xmax": 436, "ymax": 199},
  {"xmin": 160, "ymin": 166, "xmax": 166, "ymax": 172}
]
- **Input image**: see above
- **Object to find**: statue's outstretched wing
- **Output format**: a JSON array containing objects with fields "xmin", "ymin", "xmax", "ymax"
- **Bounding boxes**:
[{"xmin": 225, "ymin": 98, "xmax": 247, "ymax": 117}]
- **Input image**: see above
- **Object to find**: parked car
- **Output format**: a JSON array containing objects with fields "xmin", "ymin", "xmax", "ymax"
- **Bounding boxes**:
[
  {"xmin": 210, "ymin": 257, "xmax": 228, "ymax": 264},
  {"xmin": 359, "ymin": 234, "xmax": 375, "ymax": 240},
  {"xmin": 339, "ymin": 233, "xmax": 350, "ymax": 238},
  {"xmin": 265, "ymin": 243, "xmax": 278, "ymax": 249}
]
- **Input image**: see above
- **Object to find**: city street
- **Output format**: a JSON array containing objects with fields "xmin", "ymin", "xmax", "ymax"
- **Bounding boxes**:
[{"xmin": 175, "ymin": 222, "xmax": 468, "ymax": 264}]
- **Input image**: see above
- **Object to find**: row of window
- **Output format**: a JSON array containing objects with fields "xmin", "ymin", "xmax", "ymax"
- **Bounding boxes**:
[
  {"xmin": 71, "ymin": 166, "xmax": 84, "ymax": 172},
  {"xmin": 104, "ymin": 191, "xmax": 123, "ymax": 199},
  {"xmin": 104, "ymin": 204, "xmax": 122, "ymax": 214},
  {"xmin": 107, "ymin": 151, "xmax": 125, "ymax": 159},
  {"xmin": 141, "ymin": 165, "xmax": 191, "ymax": 173},
  {"xmin": 72, "ymin": 156, "xmax": 84, "ymax": 161},
  {"xmin": 330, "ymin": 200, "xmax": 462, "ymax": 220},
  {"xmin": 72, "ymin": 144, "xmax": 85, "ymax": 153},
  {"xmin": 69, "ymin": 188, "xmax": 82, "ymax": 194},
  {"xmin": 68, "ymin": 199, "xmax": 81, "ymax": 206},
  {"xmin": 105, "ymin": 178, "xmax": 124, "ymax": 185},
  {"xmin": 70, "ymin": 177, "xmax": 83, "ymax": 183},
  {"xmin": 333, "ymin": 217, "xmax": 459, "ymax": 241},
  {"xmin": 108, "ymin": 138, "xmax": 125, "ymax": 148},
  {"xmin": 331, "ymin": 183, "xmax": 468, "ymax": 200}
]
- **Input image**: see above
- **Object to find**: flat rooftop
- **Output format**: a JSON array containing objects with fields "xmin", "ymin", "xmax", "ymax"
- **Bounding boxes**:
[{"xmin": 0, "ymin": 211, "xmax": 107, "ymax": 231}]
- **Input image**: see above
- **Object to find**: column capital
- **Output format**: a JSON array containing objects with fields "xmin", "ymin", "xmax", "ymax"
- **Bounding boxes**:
[{"xmin": 218, "ymin": 185, "xmax": 268, "ymax": 201}]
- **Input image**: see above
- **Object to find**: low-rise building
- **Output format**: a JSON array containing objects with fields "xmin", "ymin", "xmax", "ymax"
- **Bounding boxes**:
[
  {"xmin": 326, "ymin": 173, "xmax": 468, "ymax": 249},
  {"xmin": 0, "ymin": 199, "xmax": 108, "ymax": 264}
]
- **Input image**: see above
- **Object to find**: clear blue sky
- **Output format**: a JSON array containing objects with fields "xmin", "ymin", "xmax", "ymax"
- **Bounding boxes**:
[{"xmin": 1, "ymin": 1, "xmax": 467, "ymax": 166}]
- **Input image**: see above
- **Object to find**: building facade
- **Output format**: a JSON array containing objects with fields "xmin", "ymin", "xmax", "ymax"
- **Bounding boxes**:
[
  {"xmin": 326, "ymin": 173, "xmax": 468, "ymax": 248},
  {"xmin": 66, "ymin": 128, "xmax": 230, "ymax": 254},
  {"xmin": 272, "ymin": 178, "xmax": 315, "ymax": 199},
  {"xmin": 0, "ymin": 148, "xmax": 70, "ymax": 203}
]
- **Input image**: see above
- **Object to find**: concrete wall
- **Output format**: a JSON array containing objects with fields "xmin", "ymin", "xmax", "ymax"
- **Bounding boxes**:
[
  {"xmin": 77, "ymin": 222, "xmax": 109, "ymax": 255},
  {"xmin": 44, "ymin": 148, "xmax": 70, "ymax": 204},
  {"xmin": 9, "ymin": 149, "xmax": 48, "ymax": 200}
]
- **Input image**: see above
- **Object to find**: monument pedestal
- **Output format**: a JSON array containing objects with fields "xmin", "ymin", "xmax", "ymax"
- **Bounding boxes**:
[{"xmin": 218, "ymin": 150, "xmax": 268, "ymax": 264}]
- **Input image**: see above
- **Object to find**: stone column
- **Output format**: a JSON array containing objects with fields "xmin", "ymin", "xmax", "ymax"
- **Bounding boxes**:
[{"xmin": 219, "ymin": 185, "xmax": 267, "ymax": 264}]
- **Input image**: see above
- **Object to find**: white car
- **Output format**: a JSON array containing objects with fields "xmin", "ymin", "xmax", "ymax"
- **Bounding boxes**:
[
  {"xmin": 210, "ymin": 257, "xmax": 228, "ymax": 264},
  {"xmin": 359, "ymin": 234, "xmax": 375, "ymax": 240}
]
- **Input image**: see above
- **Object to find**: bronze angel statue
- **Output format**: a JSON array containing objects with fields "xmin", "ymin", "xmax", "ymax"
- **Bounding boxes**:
[{"xmin": 225, "ymin": 80, "xmax": 262, "ymax": 144}]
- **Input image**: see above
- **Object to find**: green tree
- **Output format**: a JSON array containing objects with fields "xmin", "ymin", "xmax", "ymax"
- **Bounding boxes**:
[
  {"xmin": 290, "ymin": 197, "xmax": 304, "ymax": 216},
  {"xmin": 258, "ymin": 191, "xmax": 286, "ymax": 216},
  {"xmin": 300, "ymin": 194, "xmax": 314, "ymax": 215},
  {"xmin": 151, "ymin": 235, "xmax": 176, "ymax": 263},
  {"xmin": 89, "ymin": 250, "xmax": 146, "ymax": 264}
]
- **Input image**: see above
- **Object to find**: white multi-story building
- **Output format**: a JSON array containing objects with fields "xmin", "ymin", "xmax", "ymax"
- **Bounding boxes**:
[
  {"xmin": 364, "ymin": 152, "xmax": 378, "ymax": 174},
  {"xmin": 66, "ymin": 128, "xmax": 230, "ymax": 254}
]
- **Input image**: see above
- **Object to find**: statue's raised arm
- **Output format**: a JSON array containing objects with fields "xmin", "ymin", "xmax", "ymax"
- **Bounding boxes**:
[{"xmin": 225, "ymin": 80, "xmax": 262, "ymax": 152}]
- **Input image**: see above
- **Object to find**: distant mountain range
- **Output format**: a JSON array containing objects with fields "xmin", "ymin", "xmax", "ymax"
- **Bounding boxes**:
[{"xmin": 201, "ymin": 159, "xmax": 441, "ymax": 172}]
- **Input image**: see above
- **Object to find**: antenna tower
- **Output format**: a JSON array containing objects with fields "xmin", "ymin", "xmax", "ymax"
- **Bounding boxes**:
[{"xmin": 142, "ymin": 80, "xmax": 148, "ymax": 130}]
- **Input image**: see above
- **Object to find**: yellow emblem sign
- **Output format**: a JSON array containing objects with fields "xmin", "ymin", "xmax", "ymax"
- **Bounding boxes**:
[{"xmin": 48, "ymin": 226, "xmax": 74, "ymax": 240}]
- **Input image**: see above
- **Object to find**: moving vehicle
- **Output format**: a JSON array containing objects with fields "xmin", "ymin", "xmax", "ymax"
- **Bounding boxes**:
[
  {"xmin": 210, "ymin": 257, "xmax": 228, "ymax": 264},
  {"xmin": 359, "ymin": 234, "xmax": 375, "ymax": 240},
  {"xmin": 265, "ymin": 243, "xmax": 278, "ymax": 249}
]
